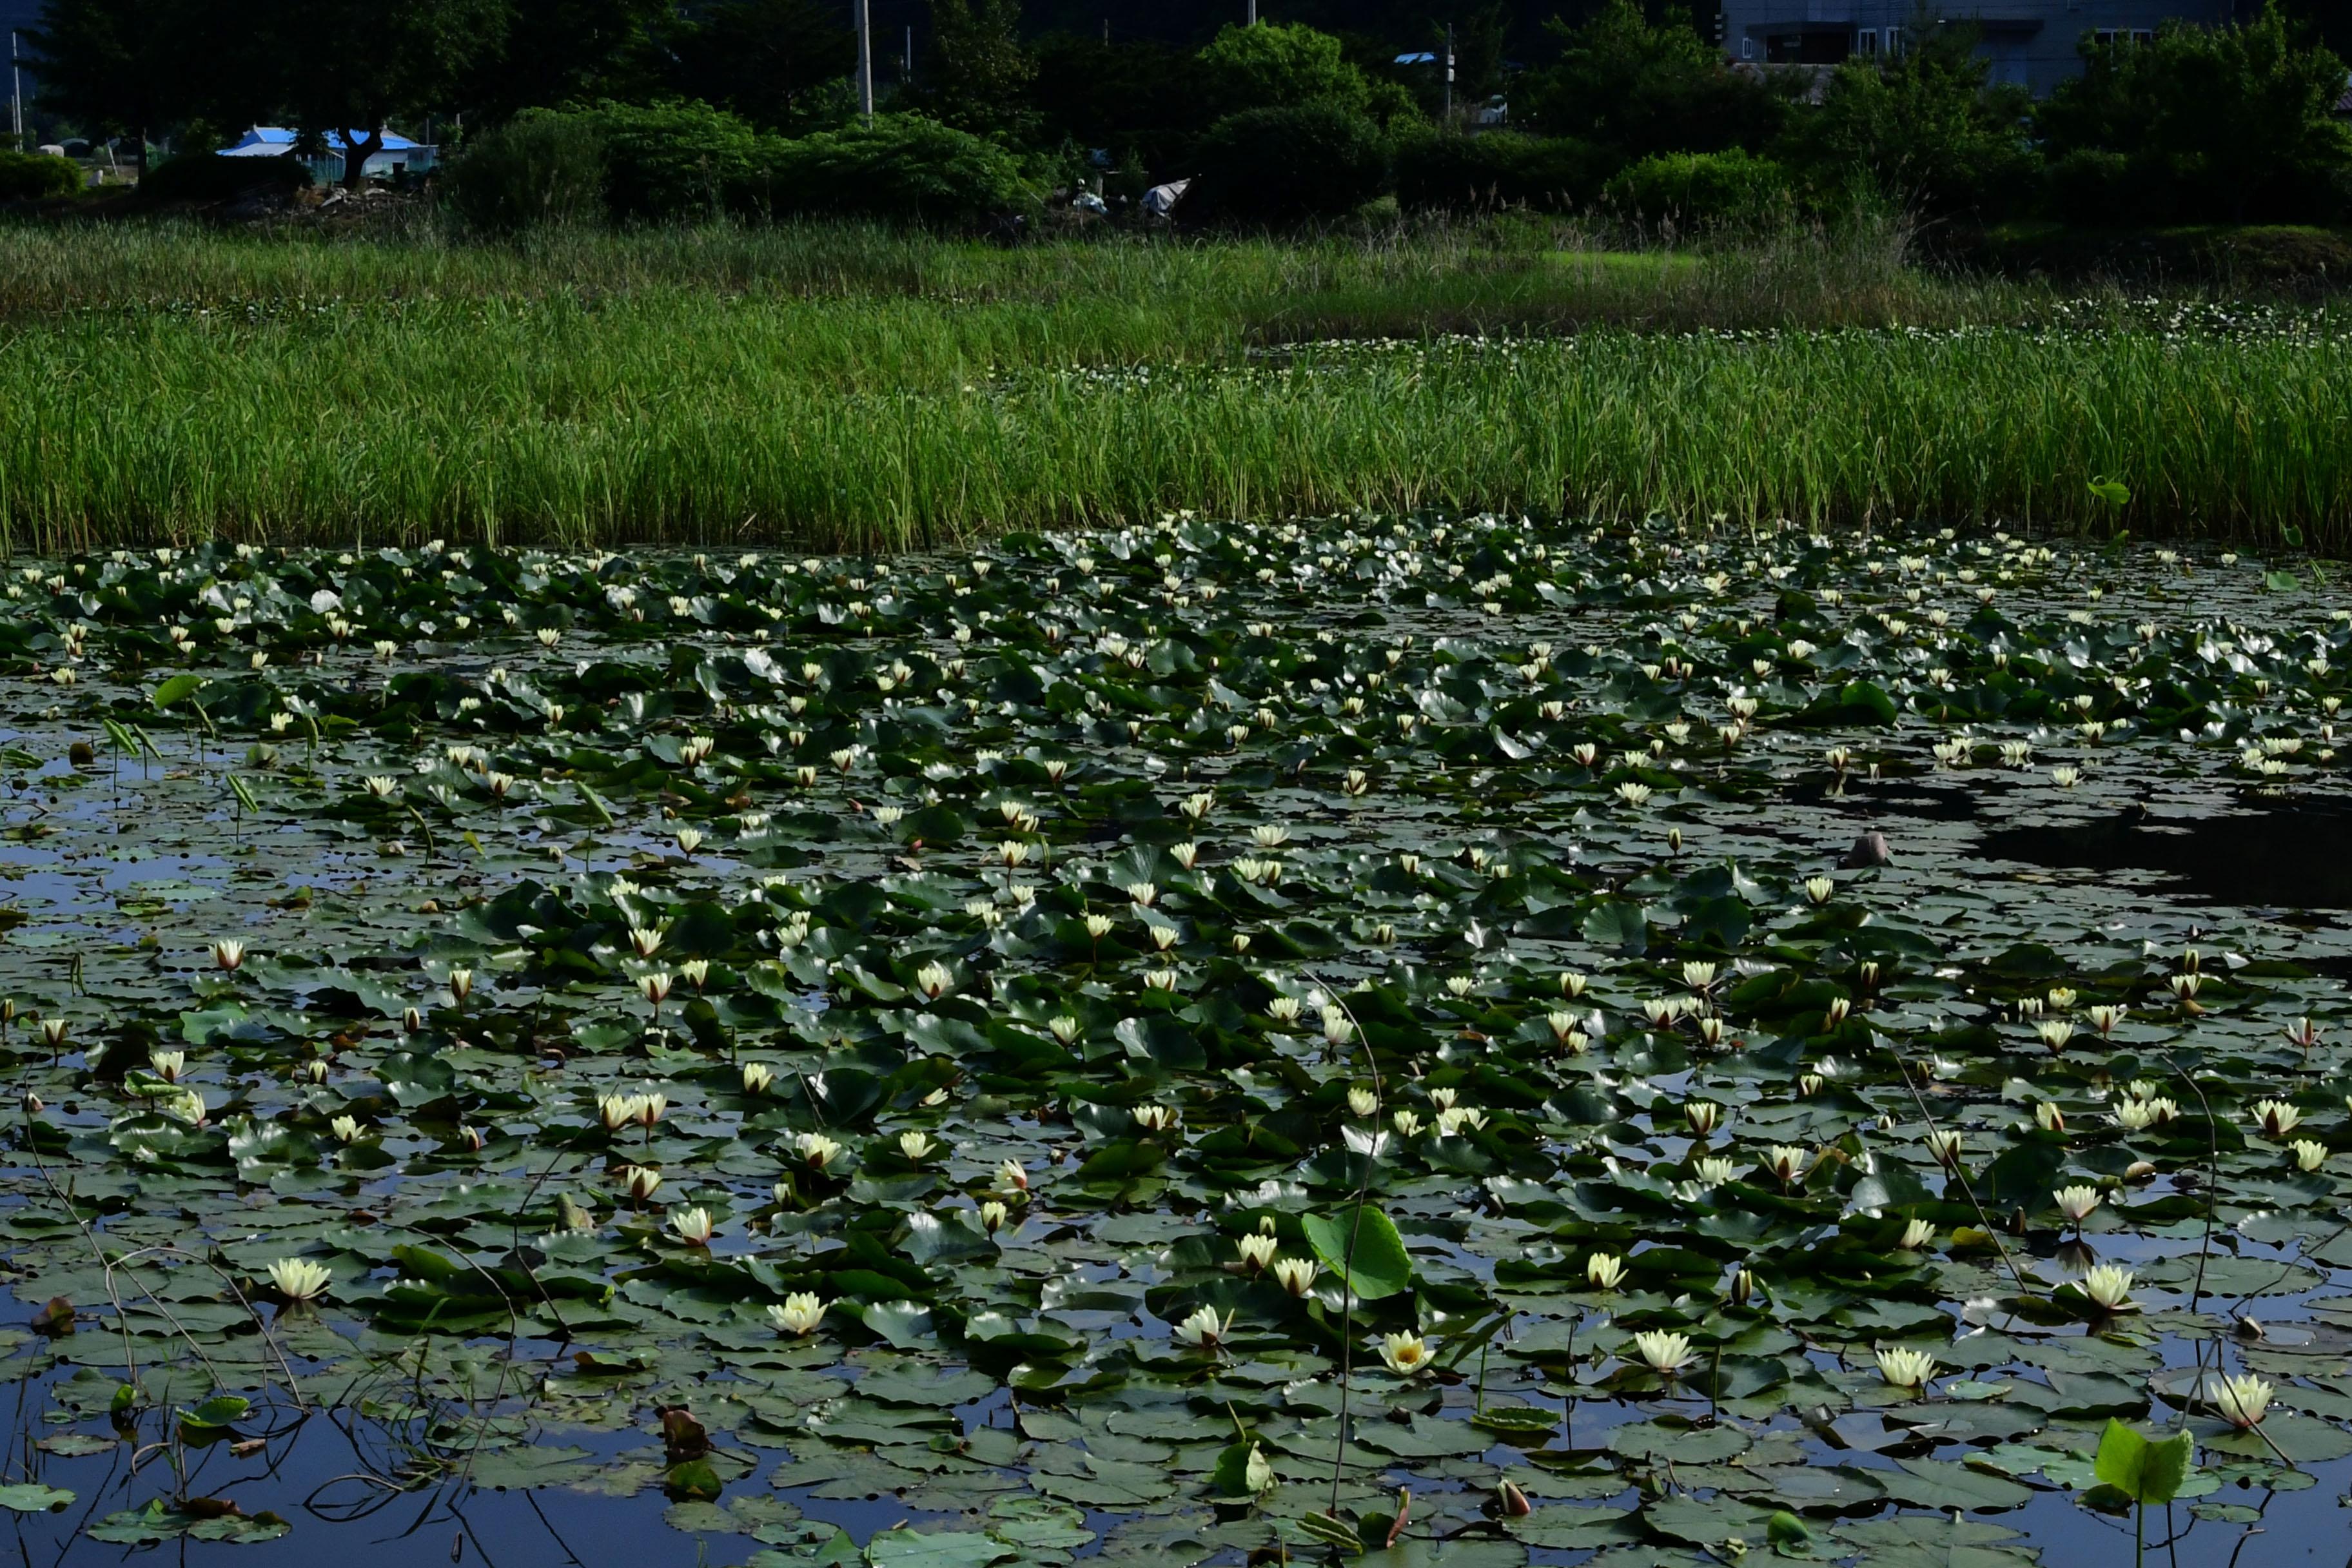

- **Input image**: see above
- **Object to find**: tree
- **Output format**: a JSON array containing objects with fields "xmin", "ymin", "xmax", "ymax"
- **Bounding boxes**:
[
  {"xmin": 1516, "ymin": 0, "xmax": 1784, "ymax": 161},
  {"xmin": 1195, "ymin": 21, "xmax": 1372, "ymax": 121},
  {"xmin": 26, "ymin": 0, "xmax": 217, "ymax": 173},
  {"xmin": 669, "ymin": 0, "xmax": 858, "ymax": 132},
  {"xmin": 914, "ymin": 0, "xmax": 1035, "ymax": 141},
  {"xmin": 1779, "ymin": 23, "xmax": 2037, "ymax": 217},
  {"xmin": 2034, "ymin": 11, "xmax": 2352, "ymax": 222},
  {"xmin": 465, "ymin": 0, "xmax": 671, "ymax": 120},
  {"xmin": 264, "ymin": 0, "xmax": 512, "ymax": 188}
]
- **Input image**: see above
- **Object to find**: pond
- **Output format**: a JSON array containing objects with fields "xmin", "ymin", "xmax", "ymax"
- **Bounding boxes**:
[{"xmin": 0, "ymin": 520, "xmax": 2342, "ymax": 1567}]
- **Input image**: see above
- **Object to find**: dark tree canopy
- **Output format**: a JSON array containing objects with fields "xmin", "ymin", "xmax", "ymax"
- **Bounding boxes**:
[{"xmin": 668, "ymin": 0, "xmax": 860, "ymax": 131}]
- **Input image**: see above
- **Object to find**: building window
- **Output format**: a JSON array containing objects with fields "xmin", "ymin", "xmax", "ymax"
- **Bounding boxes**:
[
  {"xmin": 1741, "ymin": 34, "xmax": 1756, "ymax": 57},
  {"xmin": 1886, "ymin": 27, "xmax": 1905, "ymax": 55},
  {"xmin": 1856, "ymin": 27, "xmax": 1878, "ymax": 54}
]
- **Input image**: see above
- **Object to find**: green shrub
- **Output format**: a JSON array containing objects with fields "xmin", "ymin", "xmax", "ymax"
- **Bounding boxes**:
[
  {"xmin": 1605, "ymin": 149, "xmax": 1791, "ymax": 229},
  {"xmin": 135, "ymin": 152, "xmax": 311, "ymax": 205},
  {"xmin": 591, "ymin": 100, "xmax": 766, "ymax": 222},
  {"xmin": 1187, "ymin": 104, "xmax": 1388, "ymax": 224},
  {"xmin": 2035, "ymin": 14, "xmax": 2352, "ymax": 224},
  {"xmin": 1393, "ymin": 130, "xmax": 1602, "ymax": 213},
  {"xmin": 1778, "ymin": 30, "xmax": 2037, "ymax": 219},
  {"xmin": 748, "ymin": 115, "xmax": 1037, "ymax": 227},
  {"xmin": 2039, "ymin": 148, "xmax": 2168, "ymax": 228},
  {"xmin": 0, "ymin": 150, "xmax": 83, "ymax": 201},
  {"xmin": 444, "ymin": 109, "xmax": 607, "ymax": 233}
]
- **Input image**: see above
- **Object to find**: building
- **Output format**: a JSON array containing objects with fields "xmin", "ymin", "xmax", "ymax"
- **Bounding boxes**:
[
  {"xmin": 216, "ymin": 127, "xmax": 437, "ymax": 184},
  {"xmin": 1716, "ymin": 0, "xmax": 2244, "ymax": 94}
]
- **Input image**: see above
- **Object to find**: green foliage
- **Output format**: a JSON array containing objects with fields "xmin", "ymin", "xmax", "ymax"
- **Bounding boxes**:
[
  {"xmin": 1779, "ymin": 29, "xmax": 2038, "ymax": 218},
  {"xmin": 1303, "ymin": 1206, "xmax": 1414, "ymax": 1300},
  {"xmin": 268, "ymin": 0, "xmax": 511, "ymax": 188},
  {"xmin": 1605, "ymin": 148, "xmax": 1792, "ymax": 230},
  {"xmin": 664, "ymin": 0, "xmax": 856, "ymax": 133},
  {"xmin": 1391, "ymin": 129, "xmax": 1602, "ymax": 213},
  {"xmin": 0, "ymin": 150, "xmax": 83, "ymax": 201},
  {"xmin": 1188, "ymin": 104, "xmax": 1389, "ymax": 224},
  {"xmin": 2035, "ymin": 12, "xmax": 2352, "ymax": 224},
  {"xmin": 443, "ymin": 109, "xmax": 607, "ymax": 232},
  {"xmin": 589, "ymin": 99, "xmax": 767, "ymax": 221},
  {"xmin": 1195, "ymin": 21, "xmax": 1373, "ymax": 122},
  {"xmin": 912, "ymin": 0, "xmax": 1034, "ymax": 141},
  {"xmin": 1516, "ymin": 0, "xmax": 1785, "ymax": 162},
  {"xmin": 752, "ymin": 115, "xmax": 1037, "ymax": 228},
  {"xmin": 2094, "ymin": 1420, "xmax": 2194, "ymax": 1504}
]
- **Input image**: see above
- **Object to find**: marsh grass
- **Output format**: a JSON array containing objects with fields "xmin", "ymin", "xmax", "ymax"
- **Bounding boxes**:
[{"xmin": 0, "ymin": 216, "xmax": 2338, "ymax": 550}]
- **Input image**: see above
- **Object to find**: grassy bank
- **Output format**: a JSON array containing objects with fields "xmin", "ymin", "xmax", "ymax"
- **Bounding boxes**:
[{"xmin": 0, "ymin": 220, "xmax": 2342, "ymax": 549}]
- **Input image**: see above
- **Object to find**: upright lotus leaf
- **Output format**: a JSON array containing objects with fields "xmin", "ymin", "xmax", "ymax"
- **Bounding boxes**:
[
  {"xmin": 1302, "ymin": 1206, "xmax": 1413, "ymax": 1301},
  {"xmin": 2094, "ymin": 1420, "xmax": 2192, "ymax": 1505}
]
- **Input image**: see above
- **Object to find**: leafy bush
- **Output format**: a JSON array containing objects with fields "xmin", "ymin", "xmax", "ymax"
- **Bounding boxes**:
[
  {"xmin": 444, "ymin": 109, "xmax": 607, "ymax": 233},
  {"xmin": 1778, "ymin": 30, "xmax": 2037, "ymax": 219},
  {"xmin": 1186, "ymin": 104, "xmax": 1388, "ymax": 224},
  {"xmin": 591, "ymin": 100, "xmax": 767, "ymax": 221},
  {"xmin": 1392, "ymin": 131, "xmax": 1602, "ymax": 213},
  {"xmin": 2035, "ymin": 14, "xmax": 2352, "ymax": 224},
  {"xmin": 2039, "ymin": 149, "xmax": 2164, "ymax": 228},
  {"xmin": 1515, "ymin": 0, "xmax": 1785, "ymax": 160},
  {"xmin": 1605, "ymin": 149, "xmax": 1792, "ymax": 229},
  {"xmin": 750, "ymin": 115, "xmax": 1037, "ymax": 226},
  {"xmin": 1195, "ymin": 21, "xmax": 1373, "ymax": 122},
  {"xmin": 0, "ymin": 150, "xmax": 84, "ymax": 201},
  {"xmin": 136, "ymin": 152, "xmax": 311, "ymax": 205}
]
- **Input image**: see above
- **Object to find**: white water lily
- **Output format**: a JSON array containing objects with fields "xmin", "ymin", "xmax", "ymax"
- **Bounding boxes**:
[
  {"xmin": 2292, "ymin": 1139, "xmax": 2329, "ymax": 1171},
  {"xmin": 1347, "ymin": 1086, "xmax": 1378, "ymax": 1118},
  {"xmin": 2251, "ymin": 1099, "xmax": 2302, "ymax": 1137},
  {"xmin": 330, "ymin": 1114, "xmax": 363, "ymax": 1144},
  {"xmin": 1899, "ymin": 1218, "xmax": 1936, "ymax": 1250},
  {"xmin": 1379, "ymin": 1331, "xmax": 1434, "ymax": 1375},
  {"xmin": 210, "ymin": 939, "xmax": 246, "ymax": 972},
  {"xmin": 1587, "ymin": 1252, "xmax": 1627, "ymax": 1290},
  {"xmin": 150, "ymin": 1049, "xmax": 184, "ymax": 1083},
  {"xmin": 2054, "ymin": 1184, "xmax": 2101, "ymax": 1224},
  {"xmin": 1693, "ymin": 1155, "xmax": 1739, "ymax": 1186},
  {"xmin": 994, "ymin": 1158, "xmax": 1028, "ymax": 1194},
  {"xmin": 1237, "ymin": 1233, "xmax": 1279, "ymax": 1270},
  {"xmin": 1173, "ymin": 1306, "xmax": 1233, "ymax": 1349},
  {"xmin": 268, "ymin": 1258, "xmax": 331, "ymax": 1302},
  {"xmin": 898, "ymin": 1132, "xmax": 936, "ymax": 1161},
  {"xmin": 1271, "ymin": 1257, "xmax": 1318, "ymax": 1296},
  {"xmin": 741, "ymin": 1062, "xmax": 776, "ymax": 1095},
  {"xmin": 979, "ymin": 1200, "xmax": 1009, "ymax": 1233},
  {"xmin": 2079, "ymin": 1264, "xmax": 2137, "ymax": 1311},
  {"xmin": 2211, "ymin": 1373, "xmax": 2274, "ymax": 1427},
  {"xmin": 1874, "ymin": 1346, "xmax": 1939, "ymax": 1389},
  {"xmin": 1132, "ymin": 1104, "xmax": 1180, "ymax": 1134},
  {"xmin": 1631, "ymin": 1329, "xmax": 1696, "ymax": 1374},
  {"xmin": 796, "ymin": 1130, "xmax": 843, "ymax": 1168},
  {"xmin": 767, "ymin": 1292, "xmax": 825, "ymax": 1336}
]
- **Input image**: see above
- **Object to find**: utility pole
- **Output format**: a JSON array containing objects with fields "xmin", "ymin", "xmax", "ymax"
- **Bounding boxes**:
[
  {"xmin": 904, "ymin": 25, "xmax": 912, "ymax": 80},
  {"xmin": 854, "ymin": 0, "xmax": 873, "ymax": 122},
  {"xmin": 9, "ymin": 34, "xmax": 20, "ymax": 152},
  {"xmin": 1444, "ymin": 23, "xmax": 1454, "ymax": 119},
  {"xmin": 1247, "ymin": 0, "xmax": 1256, "ymax": 23}
]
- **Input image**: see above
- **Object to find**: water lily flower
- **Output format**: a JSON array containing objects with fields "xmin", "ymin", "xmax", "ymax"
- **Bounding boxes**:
[
  {"xmin": 2291, "ymin": 1139, "xmax": 2328, "ymax": 1171},
  {"xmin": 1631, "ymin": 1329, "xmax": 1696, "ymax": 1375},
  {"xmin": 1379, "ymin": 1331, "xmax": 1434, "ymax": 1375},
  {"xmin": 1694, "ymin": 1155, "xmax": 1739, "ymax": 1186},
  {"xmin": 639, "ymin": 972, "xmax": 673, "ymax": 1006},
  {"xmin": 2212, "ymin": 1373, "xmax": 2273, "ymax": 1427},
  {"xmin": 268, "ymin": 1258, "xmax": 331, "ymax": 1302},
  {"xmin": 671, "ymin": 1207, "xmax": 714, "ymax": 1246},
  {"xmin": 680, "ymin": 959, "xmax": 709, "ymax": 991},
  {"xmin": 448, "ymin": 968, "xmax": 473, "ymax": 1003},
  {"xmin": 2087, "ymin": 1004, "xmax": 2127, "ymax": 1035},
  {"xmin": 1083, "ymin": 914, "xmax": 1115, "ymax": 939},
  {"xmin": 741, "ymin": 1063, "xmax": 776, "ymax": 1095},
  {"xmin": 1803, "ymin": 876, "xmax": 1836, "ymax": 905},
  {"xmin": 2252, "ymin": 1099, "xmax": 2301, "ymax": 1137},
  {"xmin": 899, "ymin": 1132, "xmax": 936, "ymax": 1161},
  {"xmin": 2112, "ymin": 1099, "xmax": 2157, "ymax": 1132},
  {"xmin": 618, "ymin": 1165, "xmax": 662, "ymax": 1201},
  {"xmin": 150, "ymin": 1049, "xmax": 184, "ymax": 1083},
  {"xmin": 2034, "ymin": 1102, "xmax": 2067, "ymax": 1134},
  {"xmin": 1391, "ymin": 1108, "xmax": 1424, "ymax": 1137},
  {"xmin": 1763, "ymin": 1145, "xmax": 1810, "ymax": 1186},
  {"xmin": 1685, "ymin": 1100, "xmax": 1720, "ymax": 1137},
  {"xmin": 1875, "ymin": 1346, "xmax": 1939, "ymax": 1389},
  {"xmin": 1899, "ymin": 1219, "xmax": 1936, "ymax": 1250},
  {"xmin": 1347, "ymin": 1086, "xmax": 1378, "ymax": 1118},
  {"xmin": 1237, "ymin": 1233, "xmax": 1278, "ymax": 1270},
  {"xmin": 598, "ymin": 1093, "xmax": 642, "ymax": 1132},
  {"xmin": 796, "ymin": 1131, "xmax": 843, "ymax": 1168},
  {"xmin": 1272, "ymin": 1257, "xmax": 1318, "ymax": 1295},
  {"xmin": 210, "ymin": 939, "xmax": 246, "ymax": 972},
  {"xmin": 1587, "ymin": 1252, "xmax": 1627, "ymax": 1290},
  {"xmin": 362, "ymin": 776, "xmax": 398, "ymax": 799},
  {"xmin": 979, "ymin": 1200, "xmax": 1009, "ymax": 1233},
  {"xmin": 994, "ymin": 1158, "xmax": 1028, "ymax": 1193},
  {"xmin": 1133, "ymin": 1104, "xmax": 1180, "ymax": 1134},
  {"xmin": 768, "ymin": 1292, "xmax": 825, "ymax": 1336},
  {"xmin": 330, "ymin": 1114, "xmax": 362, "ymax": 1144},
  {"xmin": 1048, "ymin": 1016, "xmax": 1081, "ymax": 1044},
  {"xmin": 913, "ymin": 961, "xmax": 954, "ymax": 1000},
  {"xmin": 1173, "ymin": 1306, "xmax": 1233, "ymax": 1350},
  {"xmin": 2054, "ymin": 1184, "xmax": 2101, "ymax": 1226},
  {"xmin": 2037, "ymin": 1019, "xmax": 2074, "ymax": 1052},
  {"xmin": 1436, "ymin": 1106, "xmax": 1487, "ymax": 1136},
  {"xmin": 2080, "ymin": 1264, "xmax": 2137, "ymax": 1311}
]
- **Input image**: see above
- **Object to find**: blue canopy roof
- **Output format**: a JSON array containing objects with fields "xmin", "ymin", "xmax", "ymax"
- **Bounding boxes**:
[{"xmin": 218, "ymin": 126, "xmax": 428, "ymax": 157}]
